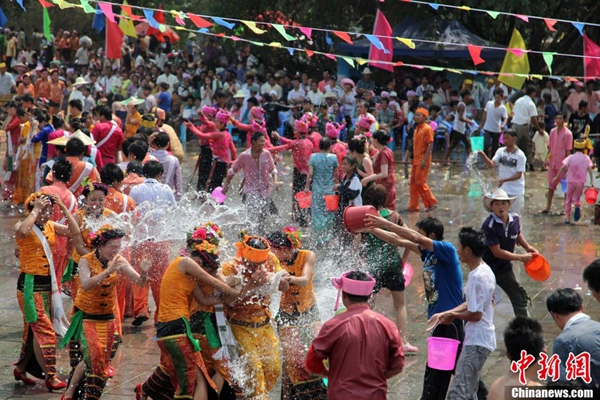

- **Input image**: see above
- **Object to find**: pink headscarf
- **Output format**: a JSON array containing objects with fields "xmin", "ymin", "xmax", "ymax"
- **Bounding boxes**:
[
  {"xmin": 302, "ymin": 112, "xmax": 318, "ymax": 128},
  {"xmin": 294, "ymin": 120, "xmax": 309, "ymax": 134},
  {"xmin": 202, "ymin": 105, "xmax": 217, "ymax": 117},
  {"xmin": 326, "ymin": 122, "xmax": 342, "ymax": 139},
  {"xmin": 250, "ymin": 106, "xmax": 265, "ymax": 119},
  {"xmin": 251, "ymin": 119, "xmax": 266, "ymax": 133},
  {"xmin": 215, "ymin": 110, "xmax": 231, "ymax": 125},
  {"xmin": 356, "ymin": 115, "xmax": 374, "ymax": 131}
]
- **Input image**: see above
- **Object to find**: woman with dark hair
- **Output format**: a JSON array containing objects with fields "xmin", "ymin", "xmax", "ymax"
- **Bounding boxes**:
[
  {"xmin": 348, "ymin": 134, "xmax": 374, "ymax": 195},
  {"xmin": 13, "ymin": 192, "xmax": 83, "ymax": 391},
  {"xmin": 266, "ymin": 227, "xmax": 327, "ymax": 400},
  {"xmin": 361, "ymin": 130, "xmax": 397, "ymax": 209},
  {"xmin": 361, "ymin": 184, "xmax": 417, "ymax": 353},
  {"xmin": 31, "ymin": 112, "xmax": 56, "ymax": 168},
  {"xmin": 60, "ymin": 224, "xmax": 150, "ymax": 400},
  {"xmin": 136, "ymin": 223, "xmax": 241, "ymax": 400},
  {"xmin": 305, "ymin": 137, "xmax": 339, "ymax": 245},
  {"xmin": 63, "ymin": 182, "xmax": 117, "ymax": 307}
]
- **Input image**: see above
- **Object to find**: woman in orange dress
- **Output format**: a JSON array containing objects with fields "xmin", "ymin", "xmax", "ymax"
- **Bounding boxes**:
[
  {"xmin": 60, "ymin": 224, "xmax": 150, "ymax": 400},
  {"xmin": 136, "ymin": 223, "xmax": 242, "ymax": 400},
  {"xmin": 266, "ymin": 227, "xmax": 327, "ymax": 400},
  {"xmin": 13, "ymin": 192, "xmax": 84, "ymax": 392}
]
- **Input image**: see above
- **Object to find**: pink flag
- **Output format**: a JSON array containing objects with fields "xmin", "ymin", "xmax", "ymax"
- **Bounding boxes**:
[
  {"xmin": 584, "ymin": 34, "xmax": 600, "ymax": 81},
  {"xmin": 369, "ymin": 9, "xmax": 394, "ymax": 72}
]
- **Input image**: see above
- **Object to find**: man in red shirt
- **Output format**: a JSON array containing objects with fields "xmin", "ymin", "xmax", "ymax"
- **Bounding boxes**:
[
  {"xmin": 92, "ymin": 105, "xmax": 124, "ymax": 165},
  {"xmin": 306, "ymin": 270, "xmax": 405, "ymax": 400}
]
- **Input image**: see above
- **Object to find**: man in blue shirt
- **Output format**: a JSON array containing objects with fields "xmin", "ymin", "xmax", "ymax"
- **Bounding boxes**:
[
  {"xmin": 365, "ymin": 215, "xmax": 463, "ymax": 400},
  {"xmin": 481, "ymin": 188, "xmax": 537, "ymax": 317}
]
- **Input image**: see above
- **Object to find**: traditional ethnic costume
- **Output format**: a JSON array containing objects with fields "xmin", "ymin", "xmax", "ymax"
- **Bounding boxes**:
[
  {"xmin": 15, "ymin": 221, "xmax": 59, "ymax": 381},
  {"xmin": 221, "ymin": 237, "xmax": 283, "ymax": 399}
]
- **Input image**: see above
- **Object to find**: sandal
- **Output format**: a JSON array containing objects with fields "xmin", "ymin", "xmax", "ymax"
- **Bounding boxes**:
[{"xmin": 538, "ymin": 209, "xmax": 550, "ymax": 214}]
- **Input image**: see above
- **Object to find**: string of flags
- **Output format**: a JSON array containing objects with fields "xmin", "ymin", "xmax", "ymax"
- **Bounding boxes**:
[
  {"xmin": 399, "ymin": 0, "xmax": 593, "ymax": 35},
  {"xmin": 10, "ymin": 0, "xmax": 600, "ymax": 82}
]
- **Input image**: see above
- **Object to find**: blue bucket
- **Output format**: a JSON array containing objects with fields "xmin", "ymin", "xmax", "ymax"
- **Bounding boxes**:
[{"xmin": 560, "ymin": 179, "xmax": 567, "ymax": 193}]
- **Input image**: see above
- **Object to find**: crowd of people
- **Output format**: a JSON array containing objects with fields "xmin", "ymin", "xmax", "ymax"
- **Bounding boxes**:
[{"xmin": 3, "ymin": 24, "xmax": 600, "ymax": 400}]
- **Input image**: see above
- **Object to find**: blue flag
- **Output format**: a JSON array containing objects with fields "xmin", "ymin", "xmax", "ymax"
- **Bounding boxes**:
[
  {"xmin": 0, "ymin": 7, "xmax": 7, "ymax": 27},
  {"xmin": 16, "ymin": 0, "xmax": 26, "ymax": 12},
  {"xmin": 92, "ymin": 4, "xmax": 105, "ymax": 33}
]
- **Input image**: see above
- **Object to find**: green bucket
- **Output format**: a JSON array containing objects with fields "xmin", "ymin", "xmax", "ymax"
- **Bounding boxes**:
[{"xmin": 471, "ymin": 136, "xmax": 484, "ymax": 152}]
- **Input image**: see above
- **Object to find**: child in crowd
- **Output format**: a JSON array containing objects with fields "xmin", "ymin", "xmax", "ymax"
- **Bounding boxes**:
[
  {"xmin": 336, "ymin": 155, "xmax": 362, "ymax": 212},
  {"xmin": 552, "ymin": 139, "xmax": 594, "ymax": 223},
  {"xmin": 531, "ymin": 129, "xmax": 549, "ymax": 171}
]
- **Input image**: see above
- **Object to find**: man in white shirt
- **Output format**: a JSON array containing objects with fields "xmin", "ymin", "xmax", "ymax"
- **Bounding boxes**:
[
  {"xmin": 487, "ymin": 78, "xmax": 509, "ymax": 103},
  {"xmin": 156, "ymin": 64, "xmax": 179, "ymax": 95},
  {"xmin": 129, "ymin": 160, "xmax": 176, "ymax": 326},
  {"xmin": 0, "ymin": 62, "xmax": 16, "ymax": 95},
  {"xmin": 287, "ymin": 76, "xmax": 305, "ymax": 105},
  {"xmin": 478, "ymin": 129, "xmax": 527, "ymax": 214},
  {"xmin": 480, "ymin": 88, "xmax": 509, "ymax": 158},
  {"xmin": 98, "ymin": 66, "xmax": 116, "ymax": 95},
  {"xmin": 511, "ymin": 85, "xmax": 545, "ymax": 171},
  {"xmin": 306, "ymin": 81, "xmax": 324, "ymax": 108},
  {"xmin": 415, "ymin": 76, "xmax": 434, "ymax": 98},
  {"xmin": 149, "ymin": 131, "xmax": 183, "ymax": 201},
  {"xmin": 260, "ymin": 75, "xmax": 282, "ymax": 100},
  {"xmin": 428, "ymin": 227, "xmax": 496, "ymax": 400}
]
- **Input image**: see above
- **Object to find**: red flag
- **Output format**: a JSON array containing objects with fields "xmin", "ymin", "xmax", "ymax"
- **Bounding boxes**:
[
  {"xmin": 106, "ymin": 20, "xmax": 124, "ymax": 59},
  {"xmin": 584, "ymin": 34, "xmax": 600, "ymax": 81},
  {"xmin": 121, "ymin": 4, "xmax": 142, "ymax": 21},
  {"xmin": 147, "ymin": 5, "xmax": 165, "ymax": 38},
  {"xmin": 467, "ymin": 44, "xmax": 485, "ymax": 65},
  {"xmin": 38, "ymin": 0, "xmax": 54, "ymax": 8},
  {"xmin": 369, "ymin": 9, "xmax": 394, "ymax": 72},
  {"xmin": 187, "ymin": 13, "xmax": 213, "ymax": 29},
  {"xmin": 333, "ymin": 31, "xmax": 353, "ymax": 44}
]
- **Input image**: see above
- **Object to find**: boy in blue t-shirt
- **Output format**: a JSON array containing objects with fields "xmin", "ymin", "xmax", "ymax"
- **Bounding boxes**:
[
  {"xmin": 366, "ymin": 215, "xmax": 464, "ymax": 400},
  {"xmin": 156, "ymin": 82, "xmax": 172, "ymax": 113}
]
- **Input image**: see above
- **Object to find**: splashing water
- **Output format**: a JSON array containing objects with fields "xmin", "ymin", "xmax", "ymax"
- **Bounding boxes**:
[{"xmin": 466, "ymin": 152, "xmax": 491, "ymax": 196}]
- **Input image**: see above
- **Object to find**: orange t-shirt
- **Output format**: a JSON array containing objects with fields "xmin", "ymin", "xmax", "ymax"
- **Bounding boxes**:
[
  {"xmin": 278, "ymin": 250, "xmax": 316, "ymax": 315},
  {"xmin": 16, "ymin": 221, "xmax": 56, "ymax": 276},
  {"xmin": 413, "ymin": 122, "xmax": 434, "ymax": 163},
  {"xmin": 157, "ymin": 257, "xmax": 196, "ymax": 323},
  {"xmin": 75, "ymin": 251, "xmax": 118, "ymax": 315}
]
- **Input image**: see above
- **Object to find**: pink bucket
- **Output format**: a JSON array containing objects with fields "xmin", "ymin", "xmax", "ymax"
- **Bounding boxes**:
[
  {"xmin": 403, "ymin": 263, "xmax": 414, "ymax": 287},
  {"xmin": 211, "ymin": 187, "xmax": 227, "ymax": 203},
  {"xmin": 427, "ymin": 324, "xmax": 460, "ymax": 371}
]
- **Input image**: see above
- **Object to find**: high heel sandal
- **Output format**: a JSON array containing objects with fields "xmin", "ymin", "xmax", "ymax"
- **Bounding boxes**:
[
  {"xmin": 45, "ymin": 377, "xmax": 68, "ymax": 392},
  {"xmin": 134, "ymin": 383, "xmax": 143, "ymax": 400},
  {"xmin": 13, "ymin": 368, "xmax": 36, "ymax": 385}
]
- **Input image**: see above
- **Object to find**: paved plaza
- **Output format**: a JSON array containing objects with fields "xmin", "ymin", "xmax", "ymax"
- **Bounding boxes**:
[{"xmin": 1, "ymin": 144, "xmax": 599, "ymax": 399}]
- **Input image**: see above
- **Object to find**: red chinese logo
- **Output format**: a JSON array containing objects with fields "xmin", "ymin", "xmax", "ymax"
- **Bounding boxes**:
[
  {"xmin": 565, "ymin": 352, "xmax": 591, "ymax": 384},
  {"xmin": 510, "ymin": 350, "xmax": 536, "ymax": 385},
  {"xmin": 537, "ymin": 352, "xmax": 560, "ymax": 382}
]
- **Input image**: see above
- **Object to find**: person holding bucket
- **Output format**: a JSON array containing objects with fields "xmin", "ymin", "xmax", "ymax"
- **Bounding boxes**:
[
  {"xmin": 306, "ymin": 270, "xmax": 405, "ymax": 400},
  {"xmin": 427, "ymin": 227, "xmax": 496, "ymax": 400},
  {"xmin": 481, "ymin": 188, "xmax": 538, "ymax": 317},
  {"xmin": 364, "ymin": 214, "xmax": 464, "ymax": 400}
]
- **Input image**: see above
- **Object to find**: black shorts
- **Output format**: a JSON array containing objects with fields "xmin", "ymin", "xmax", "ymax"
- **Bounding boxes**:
[{"xmin": 372, "ymin": 267, "xmax": 405, "ymax": 293}]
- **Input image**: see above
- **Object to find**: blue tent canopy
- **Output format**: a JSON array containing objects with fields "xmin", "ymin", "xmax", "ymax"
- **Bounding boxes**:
[{"xmin": 339, "ymin": 17, "xmax": 505, "ymax": 59}]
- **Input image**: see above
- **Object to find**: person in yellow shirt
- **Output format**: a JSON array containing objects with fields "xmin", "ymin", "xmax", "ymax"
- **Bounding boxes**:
[
  {"xmin": 123, "ymin": 97, "xmax": 144, "ymax": 139},
  {"xmin": 266, "ymin": 227, "xmax": 328, "ymax": 399},
  {"xmin": 221, "ymin": 233, "xmax": 291, "ymax": 399}
]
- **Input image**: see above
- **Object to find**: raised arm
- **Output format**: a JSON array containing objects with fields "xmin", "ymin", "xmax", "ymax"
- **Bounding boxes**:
[{"xmin": 365, "ymin": 214, "xmax": 434, "ymax": 251}]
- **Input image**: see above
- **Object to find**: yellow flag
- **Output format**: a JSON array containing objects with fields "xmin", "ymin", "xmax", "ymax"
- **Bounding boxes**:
[
  {"xmin": 54, "ymin": 0, "xmax": 76, "ymax": 9},
  {"xmin": 119, "ymin": 0, "xmax": 138, "ymax": 38},
  {"xmin": 498, "ymin": 28, "xmax": 530, "ymax": 90},
  {"xmin": 242, "ymin": 21, "xmax": 267, "ymax": 35}
]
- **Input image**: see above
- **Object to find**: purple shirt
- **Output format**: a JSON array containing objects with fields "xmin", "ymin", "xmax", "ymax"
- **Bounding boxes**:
[
  {"xmin": 481, "ymin": 213, "xmax": 521, "ymax": 272},
  {"xmin": 310, "ymin": 305, "xmax": 404, "ymax": 400},
  {"xmin": 229, "ymin": 149, "xmax": 275, "ymax": 197}
]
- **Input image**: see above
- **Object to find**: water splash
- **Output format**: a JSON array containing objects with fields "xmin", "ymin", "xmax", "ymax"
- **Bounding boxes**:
[{"xmin": 466, "ymin": 152, "xmax": 491, "ymax": 195}]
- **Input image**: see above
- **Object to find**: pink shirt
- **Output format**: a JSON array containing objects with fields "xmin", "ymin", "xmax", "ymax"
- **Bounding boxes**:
[
  {"xmin": 310, "ymin": 305, "xmax": 404, "ymax": 400},
  {"xmin": 548, "ymin": 126, "xmax": 573, "ymax": 167},
  {"xmin": 270, "ymin": 137, "xmax": 313, "ymax": 174},
  {"xmin": 330, "ymin": 142, "xmax": 348, "ymax": 175},
  {"xmin": 563, "ymin": 152, "xmax": 592, "ymax": 184},
  {"xmin": 193, "ymin": 130, "xmax": 232, "ymax": 163},
  {"xmin": 230, "ymin": 149, "xmax": 275, "ymax": 197}
]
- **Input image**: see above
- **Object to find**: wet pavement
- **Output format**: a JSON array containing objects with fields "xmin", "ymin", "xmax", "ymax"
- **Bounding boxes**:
[{"xmin": 1, "ymin": 142, "xmax": 599, "ymax": 399}]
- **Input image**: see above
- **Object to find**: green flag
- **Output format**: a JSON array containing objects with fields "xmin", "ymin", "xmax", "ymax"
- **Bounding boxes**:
[{"xmin": 43, "ymin": 8, "xmax": 52, "ymax": 42}]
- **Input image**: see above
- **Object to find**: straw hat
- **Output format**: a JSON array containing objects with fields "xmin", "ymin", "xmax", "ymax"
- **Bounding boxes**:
[
  {"xmin": 48, "ymin": 135, "xmax": 69, "ymax": 146},
  {"xmin": 362, "ymin": 67, "xmax": 373, "ymax": 75},
  {"xmin": 483, "ymin": 188, "xmax": 516, "ymax": 213},
  {"xmin": 233, "ymin": 90, "xmax": 246, "ymax": 99},
  {"xmin": 323, "ymin": 91, "xmax": 338, "ymax": 99},
  {"xmin": 121, "ymin": 96, "xmax": 145, "ymax": 106},
  {"xmin": 73, "ymin": 77, "xmax": 90, "ymax": 87},
  {"xmin": 70, "ymin": 130, "xmax": 96, "ymax": 146}
]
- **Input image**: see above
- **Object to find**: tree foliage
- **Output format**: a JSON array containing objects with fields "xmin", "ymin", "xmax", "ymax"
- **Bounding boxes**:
[{"xmin": 2, "ymin": 0, "xmax": 599, "ymax": 77}]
